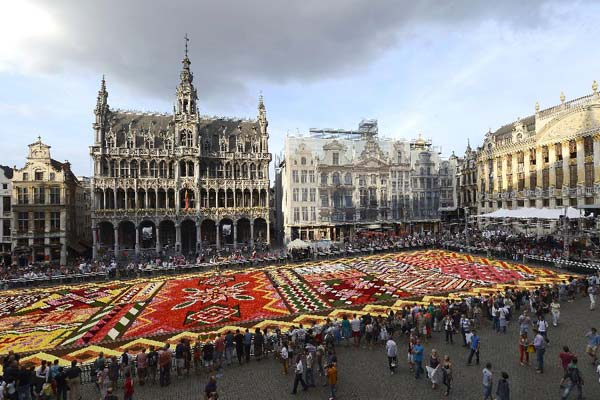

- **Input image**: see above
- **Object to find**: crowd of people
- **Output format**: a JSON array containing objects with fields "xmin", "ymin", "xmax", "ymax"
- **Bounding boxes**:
[
  {"xmin": 2, "ymin": 271, "xmax": 597, "ymax": 399},
  {"xmin": 442, "ymin": 227, "xmax": 600, "ymax": 263}
]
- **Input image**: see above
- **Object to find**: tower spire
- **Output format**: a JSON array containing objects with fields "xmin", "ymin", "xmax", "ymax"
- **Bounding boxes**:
[{"xmin": 184, "ymin": 33, "xmax": 189, "ymax": 58}]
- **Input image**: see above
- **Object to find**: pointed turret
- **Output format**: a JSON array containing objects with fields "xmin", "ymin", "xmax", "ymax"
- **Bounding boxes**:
[
  {"xmin": 176, "ymin": 34, "xmax": 198, "ymax": 117},
  {"xmin": 94, "ymin": 75, "xmax": 109, "ymax": 145},
  {"xmin": 174, "ymin": 34, "xmax": 199, "ymax": 147}
]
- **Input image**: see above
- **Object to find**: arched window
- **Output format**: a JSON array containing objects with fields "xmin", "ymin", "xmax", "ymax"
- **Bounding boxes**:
[
  {"xmin": 120, "ymin": 160, "xmax": 128, "ymax": 177},
  {"xmin": 225, "ymin": 163, "xmax": 232, "ymax": 178},
  {"xmin": 149, "ymin": 160, "xmax": 157, "ymax": 177},
  {"xmin": 228, "ymin": 135, "xmax": 236, "ymax": 152},
  {"xmin": 344, "ymin": 172, "xmax": 352, "ymax": 185},
  {"xmin": 140, "ymin": 160, "xmax": 148, "ymax": 177},
  {"xmin": 126, "ymin": 133, "xmax": 135, "ymax": 149},
  {"xmin": 204, "ymin": 140, "xmax": 211, "ymax": 152},
  {"xmin": 321, "ymin": 172, "xmax": 328, "ymax": 185},
  {"xmin": 241, "ymin": 163, "xmax": 248, "ymax": 179},
  {"xmin": 164, "ymin": 138, "xmax": 173, "ymax": 151},
  {"xmin": 130, "ymin": 160, "xmax": 138, "ymax": 178},
  {"xmin": 159, "ymin": 161, "xmax": 167, "ymax": 177},
  {"xmin": 332, "ymin": 172, "xmax": 340, "ymax": 185},
  {"xmin": 250, "ymin": 163, "xmax": 256, "ymax": 179},
  {"xmin": 301, "ymin": 157, "xmax": 306, "ymax": 165}
]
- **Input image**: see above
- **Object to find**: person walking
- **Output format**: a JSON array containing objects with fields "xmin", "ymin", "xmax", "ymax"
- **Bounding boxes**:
[
  {"xmin": 66, "ymin": 360, "xmax": 81, "ymax": 400},
  {"xmin": 426, "ymin": 349, "xmax": 442, "ymax": 389},
  {"xmin": 496, "ymin": 371, "xmax": 510, "ymax": 400},
  {"xmin": 386, "ymin": 338, "xmax": 398, "ymax": 375},
  {"xmin": 467, "ymin": 330, "xmax": 480, "ymax": 366},
  {"xmin": 413, "ymin": 339, "xmax": 424, "ymax": 379},
  {"xmin": 518, "ymin": 332, "xmax": 530, "ymax": 366},
  {"xmin": 459, "ymin": 314, "xmax": 471, "ymax": 347},
  {"xmin": 158, "ymin": 344, "xmax": 172, "ymax": 387},
  {"xmin": 561, "ymin": 357, "xmax": 583, "ymax": 400},
  {"xmin": 243, "ymin": 328, "xmax": 253, "ymax": 363},
  {"xmin": 518, "ymin": 310, "xmax": 532, "ymax": 335},
  {"xmin": 281, "ymin": 344, "xmax": 289, "ymax": 375},
  {"xmin": 305, "ymin": 349, "xmax": 315, "ymax": 387},
  {"xmin": 123, "ymin": 371, "xmax": 134, "ymax": 400},
  {"xmin": 136, "ymin": 348, "xmax": 147, "ymax": 386},
  {"xmin": 559, "ymin": 346, "xmax": 575, "ymax": 374},
  {"xmin": 482, "ymin": 362, "xmax": 493, "ymax": 400},
  {"xmin": 588, "ymin": 284, "xmax": 597, "ymax": 311},
  {"xmin": 536, "ymin": 315, "xmax": 549, "ymax": 344},
  {"xmin": 234, "ymin": 329, "xmax": 244, "ymax": 365},
  {"xmin": 585, "ymin": 327, "xmax": 599, "ymax": 365},
  {"xmin": 443, "ymin": 314, "xmax": 454, "ymax": 344},
  {"xmin": 291, "ymin": 355, "xmax": 308, "ymax": 394},
  {"xmin": 550, "ymin": 298, "xmax": 561, "ymax": 327},
  {"xmin": 442, "ymin": 355, "xmax": 453, "ymax": 397},
  {"xmin": 326, "ymin": 362, "xmax": 337, "ymax": 400},
  {"xmin": 533, "ymin": 328, "xmax": 546, "ymax": 374}
]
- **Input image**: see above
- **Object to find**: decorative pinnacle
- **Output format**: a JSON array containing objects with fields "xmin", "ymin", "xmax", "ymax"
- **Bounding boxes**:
[
  {"xmin": 560, "ymin": 91, "xmax": 565, "ymax": 103},
  {"xmin": 184, "ymin": 33, "xmax": 189, "ymax": 58},
  {"xmin": 535, "ymin": 101, "xmax": 540, "ymax": 112},
  {"xmin": 593, "ymin": 80, "xmax": 598, "ymax": 94}
]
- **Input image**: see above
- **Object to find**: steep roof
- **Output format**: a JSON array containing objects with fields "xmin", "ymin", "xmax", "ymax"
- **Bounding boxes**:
[{"xmin": 0, "ymin": 165, "xmax": 13, "ymax": 179}]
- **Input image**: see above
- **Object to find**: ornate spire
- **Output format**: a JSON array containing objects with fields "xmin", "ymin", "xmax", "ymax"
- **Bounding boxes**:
[
  {"xmin": 95, "ymin": 75, "xmax": 108, "ymax": 113},
  {"xmin": 176, "ymin": 34, "xmax": 197, "ymax": 116},
  {"xmin": 535, "ymin": 101, "xmax": 540, "ymax": 113},
  {"xmin": 560, "ymin": 91, "xmax": 565, "ymax": 104},
  {"xmin": 257, "ymin": 91, "xmax": 267, "ymax": 134},
  {"xmin": 593, "ymin": 80, "xmax": 598, "ymax": 94}
]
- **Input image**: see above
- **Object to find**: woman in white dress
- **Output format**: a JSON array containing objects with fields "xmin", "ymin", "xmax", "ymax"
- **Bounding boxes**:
[{"xmin": 426, "ymin": 349, "xmax": 443, "ymax": 389}]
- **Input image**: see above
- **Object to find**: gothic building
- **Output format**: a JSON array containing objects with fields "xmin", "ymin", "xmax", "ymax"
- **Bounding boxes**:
[{"xmin": 90, "ymin": 47, "xmax": 271, "ymax": 258}]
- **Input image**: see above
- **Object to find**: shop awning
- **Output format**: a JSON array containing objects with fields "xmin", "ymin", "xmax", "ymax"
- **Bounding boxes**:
[{"xmin": 477, "ymin": 207, "xmax": 581, "ymax": 220}]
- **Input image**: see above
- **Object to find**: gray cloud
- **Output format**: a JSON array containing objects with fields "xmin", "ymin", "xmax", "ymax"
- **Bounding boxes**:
[{"xmin": 21, "ymin": 0, "xmax": 559, "ymax": 104}]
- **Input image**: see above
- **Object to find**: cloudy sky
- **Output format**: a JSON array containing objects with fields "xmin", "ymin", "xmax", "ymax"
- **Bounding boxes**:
[{"xmin": 1, "ymin": 0, "xmax": 600, "ymax": 176}]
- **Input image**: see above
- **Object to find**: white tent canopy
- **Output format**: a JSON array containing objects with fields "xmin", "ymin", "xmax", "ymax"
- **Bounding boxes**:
[
  {"xmin": 477, "ymin": 207, "xmax": 581, "ymax": 220},
  {"xmin": 286, "ymin": 238, "xmax": 310, "ymax": 250}
]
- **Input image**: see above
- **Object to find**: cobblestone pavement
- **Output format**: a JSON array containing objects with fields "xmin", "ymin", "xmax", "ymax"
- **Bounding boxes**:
[{"xmin": 81, "ymin": 295, "xmax": 600, "ymax": 400}]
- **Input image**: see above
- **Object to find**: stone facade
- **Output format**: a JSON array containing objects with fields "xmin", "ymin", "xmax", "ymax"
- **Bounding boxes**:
[
  {"xmin": 476, "ymin": 83, "xmax": 600, "ymax": 215},
  {"xmin": 0, "ymin": 166, "xmax": 13, "ymax": 265},
  {"xmin": 281, "ymin": 120, "xmax": 451, "ymax": 243},
  {"xmin": 11, "ymin": 139, "xmax": 90, "ymax": 265},
  {"xmin": 89, "ymin": 49, "xmax": 271, "ymax": 258}
]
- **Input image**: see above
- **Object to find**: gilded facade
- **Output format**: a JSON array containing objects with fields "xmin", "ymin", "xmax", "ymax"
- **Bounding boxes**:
[
  {"xmin": 90, "ymin": 49, "xmax": 271, "ymax": 258},
  {"xmin": 477, "ymin": 83, "xmax": 600, "ymax": 215},
  {"xmin": 11, "ymin": 139, "xmax": 90, "ymax": 265}
]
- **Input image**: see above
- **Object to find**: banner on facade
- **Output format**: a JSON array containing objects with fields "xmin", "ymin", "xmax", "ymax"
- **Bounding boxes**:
[
  {"xmin": 222, "ymin": 224, "xmax": 231, "ymax": 236},
  {"xmin": 142, "ymin": 227, "xmax": 153, "ymax": 240}
]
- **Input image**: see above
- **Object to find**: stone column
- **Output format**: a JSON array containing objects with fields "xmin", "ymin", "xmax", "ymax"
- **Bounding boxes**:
[
  {"xmin": 114, "ymin": 226, "xmax": 119, "ymax": 257},
  {"xmin": 535, "ymin": 147, "xmax": 544, "ymax": 208},
  {"xmin": 576, "ymin": 138, "xmax": 586, "ymax": 207},
  {"xmin": 134, "ymin": 189, "xmax": 138, "ymax": 210},
  {"xmin": 124, "ymin": 190, "xmax": 128, "ymax": 210},
  {"xmin": 135, "ymin": 225, "xmax": 140, "ymax": 255},
  {"xmin": 224, "ymin": 190, "xmax": 228, "ymax": 209},
  {"xmin": 523, "ymin": 148, "xmax": 531, "ymax": 190},
  {"xmin": 594, "ymin": 134, "xmax": 600, "ymax": 185},
  {"xmin": 155, "ymin": 226, "xmax": 161, "ymax": 253},
  {"xmin": 175, "ymin": 223, "xmax": 181, "ymax": 253},
  {"xmin": 103, "ymin": 190, "xmax": 107, "ymax": 209},
  {"xmin": 562, "ymin": 141, "xmax": 570, "ymax": 203},
  {"xmin": 250, "ymin": 220, "xmax": 254, "ymax": 247},
  {"xmin": 113, "ymin": 189, "xmax": 117, "ymax": 210},
  {"xmin": 60, "ymin": 237, "xmax": 66, "ymax": 265},
  {"xmin": 216, "ymin": 223, "xmax": 221, "ymax": 249},
  {"xmin": 501, "ymin": 156, "xmax": 508, "ymax": 208},
  {"xmin": 233, "ymin": 221, "xmax": 238, "ymax": 249},
  {"xmin": 548, "ymin": 144, "xmax": 557, "ymax": 208},
  {"xmin": 266, "ymin": 220, "xmax": 270, "ymax": 246},
  {"xmin": 196, "ymin": 221, "xmax": 202, "ymax": 252},
  {"xmin": 92, "ymin": 225, "xmax": 98, "ymax": 259}
]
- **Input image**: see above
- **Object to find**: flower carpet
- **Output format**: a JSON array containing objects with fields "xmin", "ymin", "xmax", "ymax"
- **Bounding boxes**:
[{"xmin": 0, "ymin": 250, "xmax": 571, "ymax": 365}]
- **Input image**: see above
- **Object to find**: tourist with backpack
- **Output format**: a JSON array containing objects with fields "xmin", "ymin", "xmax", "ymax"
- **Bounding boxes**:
[
  {"xmin": 146, "ymin": 346, "xmax": 158, "ymax": 384},
  {"xmin": 561, "ymin": 357, "xmax": 583, "ymax": 399}
]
